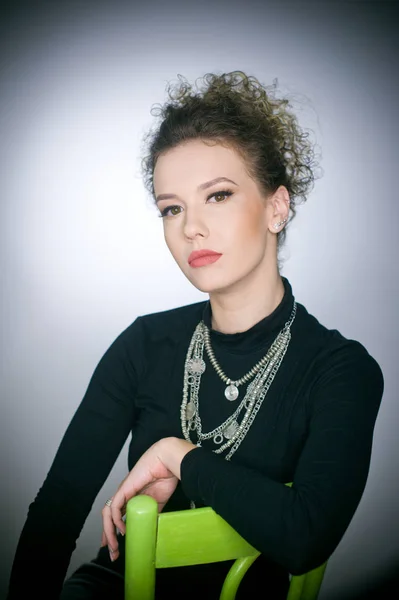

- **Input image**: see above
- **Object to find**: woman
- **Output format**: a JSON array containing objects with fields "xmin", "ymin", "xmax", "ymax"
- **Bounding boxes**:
[{"xmin": 7, "ymin": 72, "xmax": 384, "ymax": 599}]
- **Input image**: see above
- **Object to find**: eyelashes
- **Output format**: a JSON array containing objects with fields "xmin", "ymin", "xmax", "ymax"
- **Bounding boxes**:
[{"xmin": 158, "ymin": 189, "xmax": 234, "ymax": 219}]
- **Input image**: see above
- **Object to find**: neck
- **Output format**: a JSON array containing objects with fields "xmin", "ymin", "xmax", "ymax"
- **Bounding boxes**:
[{"xmin": 209, "ymin": 267, "xmax": 285, "ymax": 335}]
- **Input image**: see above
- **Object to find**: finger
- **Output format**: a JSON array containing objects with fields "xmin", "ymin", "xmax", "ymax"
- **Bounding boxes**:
[
  {"xmin": 101, "ymin": 501, "xmax": 120, "ymax": 560},
  {"xmin": 110, "ymin": 489, "xmax": 128, "ymax": 536},
  {"xmin": 100, "ymin": 530, "xmax": 107, "ymax": 548},
  {"xmin": 111, "ymin": 486, "xmax": 134, "ymax": 535},
  {"xmin": 102, "ymin": 494, "xmax": 128, "ymax": 558}
]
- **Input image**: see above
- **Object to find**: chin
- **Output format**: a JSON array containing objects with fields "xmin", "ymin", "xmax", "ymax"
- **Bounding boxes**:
[{"xmin": 184, "ymin": 271, "xmax": 238, "ymax": 295}]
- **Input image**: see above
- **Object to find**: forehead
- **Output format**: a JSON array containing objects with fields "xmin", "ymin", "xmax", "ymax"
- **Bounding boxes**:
[{"xmin": 153, "ymin": 139, "xmax": 248, "ymax": 192}]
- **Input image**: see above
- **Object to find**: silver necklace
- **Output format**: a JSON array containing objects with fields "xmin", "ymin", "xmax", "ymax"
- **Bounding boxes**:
[
  {"xmin": 180, "ymin": 301, "xmax": 297, "ymax": 461},
  {"xmin": 203, "ymin": 324, "xmax": 278, "ymax": 401}
]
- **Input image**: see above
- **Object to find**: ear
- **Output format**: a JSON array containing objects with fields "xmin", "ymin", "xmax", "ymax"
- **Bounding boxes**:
[{"xmin": 266, "ymin": 185, "xmax": 291, "ymax": 234}]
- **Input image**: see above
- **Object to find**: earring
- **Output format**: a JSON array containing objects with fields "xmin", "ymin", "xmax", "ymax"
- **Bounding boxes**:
[{"xmin": 273, "ymin": 218, "xmax": 287, "ymax": 230}]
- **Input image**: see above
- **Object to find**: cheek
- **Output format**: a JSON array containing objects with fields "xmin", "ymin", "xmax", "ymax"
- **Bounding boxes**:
[
  {"xmin": 164, "ymin": 228, "xmax": 183, "ymax": 263},
  {"xmin": 233, "ymin": 207, "xmax": 266, "ymax": 243}
]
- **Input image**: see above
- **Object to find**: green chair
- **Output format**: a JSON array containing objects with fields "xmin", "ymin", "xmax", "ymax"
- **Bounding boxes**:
[{"xmin": 125, "ymin": 487, "xmax": 327, "ymax": 600}]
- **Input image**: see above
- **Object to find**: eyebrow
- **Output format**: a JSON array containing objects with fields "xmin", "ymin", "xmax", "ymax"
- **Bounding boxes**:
[{"xmin": 155, "ymin": 176, "xmax": 238, "ymax": 204}]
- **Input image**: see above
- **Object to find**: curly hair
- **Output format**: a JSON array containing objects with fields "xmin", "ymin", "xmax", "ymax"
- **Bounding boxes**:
[{"xmin": 140, "ymin": 71, "xmax": 320, "ymax": 250}]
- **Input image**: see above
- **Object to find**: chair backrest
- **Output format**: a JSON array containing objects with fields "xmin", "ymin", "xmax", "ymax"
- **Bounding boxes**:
[{"xmin": 125, "ymin": 489, "xmax": 327, "ymax": 600}]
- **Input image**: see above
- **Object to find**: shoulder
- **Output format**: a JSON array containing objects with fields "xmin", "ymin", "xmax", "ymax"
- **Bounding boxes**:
[
  {"xmin": 115, "ymin": 299, "xmax": 207, "ymax": 347},
  {"xmin": 92, "ymin": 300, "xmax": 207, "ymax": 380},
  {"xmin": 138, "ymin": 299, "xmax": 207, "ymax": 340},
  {"xmin": 294, "ymin": 302, "xmax": 384, "ymax": 404}
]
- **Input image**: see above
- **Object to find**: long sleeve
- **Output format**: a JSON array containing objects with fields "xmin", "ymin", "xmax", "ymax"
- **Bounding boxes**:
[
  {"xmin": 7, "ymin": 317, "xmax": 146, "ymax": 599},
  {"xmin": 180, "ymin": 342, "xmax": 384, "ymax": 575}
]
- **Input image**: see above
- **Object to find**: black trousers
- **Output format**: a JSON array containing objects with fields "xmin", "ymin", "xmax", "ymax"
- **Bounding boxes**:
[{"xmin": 60, "ymin": 534, "xmax": 290, "ymax": 599}]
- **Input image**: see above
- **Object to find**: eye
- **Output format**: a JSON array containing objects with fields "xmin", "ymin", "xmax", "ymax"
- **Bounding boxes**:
[
  {"xmin": 207, "ymin": 189, "xmax": 233, "ymax": 203},
  {"xmin": 158, "ymin": 205, "xmax": 183, "ymax": 218}
]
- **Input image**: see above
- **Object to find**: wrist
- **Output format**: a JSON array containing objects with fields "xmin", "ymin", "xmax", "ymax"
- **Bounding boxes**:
[{"xmin": 160, "ymin": 437, "xmax": 197, "ymax": 479}]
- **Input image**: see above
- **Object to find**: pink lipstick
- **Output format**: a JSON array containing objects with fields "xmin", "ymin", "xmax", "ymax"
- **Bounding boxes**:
[{"xmin": 188, "ymin": 249, "xmax": 222, "ymax": 268}]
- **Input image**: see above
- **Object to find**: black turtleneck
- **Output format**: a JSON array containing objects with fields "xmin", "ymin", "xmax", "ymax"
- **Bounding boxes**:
[{"xmin": 7, "ymin": 278, "xmax": 384, "ymax": 599}]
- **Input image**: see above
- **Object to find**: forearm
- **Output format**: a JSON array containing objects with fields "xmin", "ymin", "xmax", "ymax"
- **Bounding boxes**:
[{"xmin": 180, "ymin": 445, "xmax": 369, "ymax": 575}]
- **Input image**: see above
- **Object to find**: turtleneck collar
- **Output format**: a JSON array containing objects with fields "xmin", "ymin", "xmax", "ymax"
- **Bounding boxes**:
[{"xmin": 201, "ymin": 276, "xmax": 295, "ymax": 354}]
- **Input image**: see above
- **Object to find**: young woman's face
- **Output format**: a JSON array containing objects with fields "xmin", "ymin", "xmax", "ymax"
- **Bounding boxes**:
[{"xmin": 153, "ymin": 139, "xmax": 279, "ymax": 294}]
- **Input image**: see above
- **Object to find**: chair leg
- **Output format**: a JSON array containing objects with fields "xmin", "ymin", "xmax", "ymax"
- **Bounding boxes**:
[
  {"xmin": 286, "ymin": 574, "xmax": 305, "ymax": 600},
  {"xmin": 219, "ymin": 554, "xmax": 260, "ymax": 600},
  {"xmin": 286, "ymin": 563, "xmax": 327, "ymax": 600},
  {"xmin": 125, "ymin": 496, "xmax": 158, "ymax": 600},
  {"xmin": 301, "ymin": 563, "xmax": 328, "ymax": 600}
]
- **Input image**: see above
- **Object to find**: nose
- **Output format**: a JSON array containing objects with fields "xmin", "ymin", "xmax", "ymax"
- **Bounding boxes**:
[{"xmin": 183, "ymin": 206, "xmax": 209, "ymax": 241}]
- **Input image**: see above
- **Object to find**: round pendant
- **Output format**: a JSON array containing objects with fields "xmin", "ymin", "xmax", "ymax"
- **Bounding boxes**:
[
  {"xmin": 187, "ymin": 358, "xmax": 206, "ymax": 375},
  {"xmin": 186, "ymin": 401, "xmax": 195, "ymax": 420},
  {"xmin": 223, "ymin": 420, "xmax": 239, "ymax": 440},
  {"xmin": 225, "ymin": 384, "xmax": 239, "ymax": 401},
  {"xmin": 213, "ymin": 433, "xmax": 224, "ymax": 445}
]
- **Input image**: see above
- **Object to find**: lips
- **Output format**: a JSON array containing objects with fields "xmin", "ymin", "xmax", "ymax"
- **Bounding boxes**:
[{"xmin": 188, "ymin": 249, "xmax": 222, "ymax": 265}]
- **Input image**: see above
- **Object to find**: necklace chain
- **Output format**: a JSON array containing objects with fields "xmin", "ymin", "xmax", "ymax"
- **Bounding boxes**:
[{"xmin": 180, "ymin": 301, "xmax": 297, "ymax": 464}]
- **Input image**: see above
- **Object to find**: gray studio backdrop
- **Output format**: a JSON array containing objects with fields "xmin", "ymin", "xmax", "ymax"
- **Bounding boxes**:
[{"xmin": 1, "ymin": 1, "xmax": 398, "ymax": 598}]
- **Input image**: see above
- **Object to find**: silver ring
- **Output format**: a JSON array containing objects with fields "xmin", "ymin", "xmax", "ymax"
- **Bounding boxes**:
[{"xmin": 105, "ymin": 498, "xmax": 113, "ymax": 507}]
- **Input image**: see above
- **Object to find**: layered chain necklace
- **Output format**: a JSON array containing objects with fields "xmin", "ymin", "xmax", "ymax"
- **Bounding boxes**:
[{"xmin": 180, "ymin": 300, "xmax": 297, "ymax": 465}]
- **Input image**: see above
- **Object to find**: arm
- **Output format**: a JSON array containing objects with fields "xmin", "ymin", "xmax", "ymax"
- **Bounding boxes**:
[
  {"xmin": 180, "ymin": 344, "xmax": 384, "ymax": 574},
  {"xmin": 7, "ymin": 317, "xmax": 145, "ymax": 599}
]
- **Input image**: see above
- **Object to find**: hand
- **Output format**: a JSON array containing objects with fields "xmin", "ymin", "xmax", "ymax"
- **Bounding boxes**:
[{"xmin": 101, "ymin": 437, "xmax": 196, "ymax": 562}]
